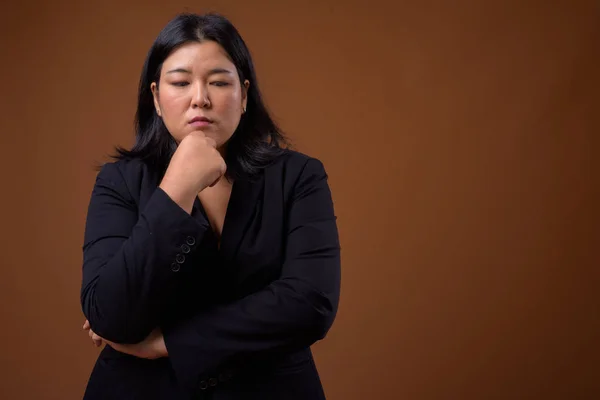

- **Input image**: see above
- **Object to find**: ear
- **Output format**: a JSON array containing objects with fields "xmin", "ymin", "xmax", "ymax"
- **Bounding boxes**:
[
  {"xmin": 242, "ymin": 79, "xmax": 250, "ymax": 112},
  {"xmin": 151, "ymin": 82, "xmax": 162, "ymax": 117}
]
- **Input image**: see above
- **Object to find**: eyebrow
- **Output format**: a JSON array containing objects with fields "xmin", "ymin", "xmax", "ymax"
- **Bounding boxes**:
[{"xmin": 165, "ymin": 67, "xmax": 234, "ymax": 75}]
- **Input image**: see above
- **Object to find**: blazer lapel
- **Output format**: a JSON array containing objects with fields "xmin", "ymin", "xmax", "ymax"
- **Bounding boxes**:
[{"xmin": 220, "ymin": 173, "xmax": 265, "ymax": 264}]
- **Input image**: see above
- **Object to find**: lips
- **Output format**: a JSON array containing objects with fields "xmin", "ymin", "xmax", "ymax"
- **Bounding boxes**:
[
  {"xmin": 189, "ymin": 116, "xmax": 213, "ymax": 129},
  {"xmin": 189, "ymin": 116, "xmax": 212, "ymax": 123}
]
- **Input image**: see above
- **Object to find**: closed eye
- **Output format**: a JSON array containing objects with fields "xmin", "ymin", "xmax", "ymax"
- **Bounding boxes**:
[
  {"xmin": 210, "ymin": 81, "xmax": 230, "ymax": 87},
  {"xmin": 172, "ymin": 82, "xmax": 189, "ymax": 87}
]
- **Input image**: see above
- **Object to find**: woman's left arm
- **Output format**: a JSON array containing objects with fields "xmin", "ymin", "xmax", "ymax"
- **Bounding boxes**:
[{"xmin": 163, "ymin": 157, "xmax": 341, "ymax": 393}]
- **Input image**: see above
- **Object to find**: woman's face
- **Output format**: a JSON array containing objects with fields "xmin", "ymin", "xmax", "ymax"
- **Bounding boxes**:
[{"xmin": 151, "ymin": 40, "xmax": 249, "ymax": 150}]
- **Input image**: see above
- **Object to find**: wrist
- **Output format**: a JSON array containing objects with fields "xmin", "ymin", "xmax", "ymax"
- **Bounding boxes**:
[
  {"xmin": 159, "ymin": 337, "xmax": 168, "ymax": 358},
  {"xmin": 153, "ymin": 329, "xmax": 168, "ymax": 358},
  {"xmin": 159, "ymin": 178, "xmax": 196, "ymax": 214}
]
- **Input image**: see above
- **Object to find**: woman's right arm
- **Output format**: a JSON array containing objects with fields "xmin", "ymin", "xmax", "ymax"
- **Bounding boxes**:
[{"xmin": 80, "ymin": 161, "xmax": 210, "ymax": 344}]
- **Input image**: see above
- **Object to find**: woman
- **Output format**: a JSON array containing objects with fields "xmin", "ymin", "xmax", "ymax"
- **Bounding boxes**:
[{"xmin": 79, "ymin": 12, "xmax": 340, "ymax": 400}]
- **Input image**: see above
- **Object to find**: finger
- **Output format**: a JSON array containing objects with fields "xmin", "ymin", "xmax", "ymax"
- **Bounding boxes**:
[
  {"xmin": 205, "ymin": 137, "xmax": 217, "ymax": 148},
  {"xmin": 83, "ymin": 320, "xmax": 90, "ymax": 330},
  {"xmin": 189, "ymin": 130, "xmax": 206, "ymax": 137},
  {"xmin": 209, "ymin": 176, "xmax": 222, "ymax": 187},
  {"xmin": 89, "ymin": 329, "xmax": 103, "ymax": 346},
  {"xmin": 92, "ymin": 333, "xmax": 103, "ymax": 347},
  {"xmin": 90, "ymin": 330, "xmax": 102, "ymax": 340}
]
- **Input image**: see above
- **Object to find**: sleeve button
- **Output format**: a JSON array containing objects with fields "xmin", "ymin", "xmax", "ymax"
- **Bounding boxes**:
[
  {"xmin": 186, "ymin": 236, "xmax": 196, "ymax": 246},
  {"xmin": 208, "ymin": 377, "xmax": 218, "ymax": 386},
  {"xmin": 175, "ymin": 254, "xmax": 185, "ymax": 264},
  {"xmin": 199, "ymin": 380, "xmax": 208, "ymax": 390},
  {"xmin": 181, "ymin": 244, "xmax": 191, "ymax": 254},
  {"xmin": 171, "ymin": 263, "xmax": 181, "ymax": 272}
]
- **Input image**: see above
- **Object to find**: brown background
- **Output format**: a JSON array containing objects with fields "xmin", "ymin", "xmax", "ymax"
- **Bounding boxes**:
[{"xmin": 0, "ymin": 0, "xmax": 598, "ymax": 399}]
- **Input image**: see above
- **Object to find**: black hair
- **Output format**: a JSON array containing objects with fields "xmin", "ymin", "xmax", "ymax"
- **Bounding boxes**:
[{"xmin": 112, "ymin": 12, "xmax": 288, "ymax": 180}]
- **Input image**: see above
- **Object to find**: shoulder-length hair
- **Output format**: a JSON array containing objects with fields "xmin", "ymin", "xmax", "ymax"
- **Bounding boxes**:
[{"xmin": 113, "ymin": 12, "xmax": 288, "ymax": 180}]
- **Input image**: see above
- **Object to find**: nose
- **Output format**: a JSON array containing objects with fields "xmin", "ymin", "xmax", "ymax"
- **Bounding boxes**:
[{"xmin": 191, "ymin": 82, "xmax": 210, "ymax": 109}]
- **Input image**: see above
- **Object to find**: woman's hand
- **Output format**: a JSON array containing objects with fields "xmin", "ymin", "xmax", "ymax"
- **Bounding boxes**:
[
  {"xmin": 160, "ymin": 131, "xmax": 227, "ymax": 214},
  {"xmin": 82, "ymin": 320, "xmax": 168, "ymax": 360},
  {"xmin": 83, "ymin": 319, "xmax": 103, "ymax": 347}
]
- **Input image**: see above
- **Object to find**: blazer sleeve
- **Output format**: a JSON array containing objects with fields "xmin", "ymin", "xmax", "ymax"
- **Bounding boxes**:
[
  {"xmin": 163, "ymin": 157, "xmax": 341, "ymax": 392},
  {"xmin": 80, "ymin": 162, "xmax": 210, "ymax": 343}
]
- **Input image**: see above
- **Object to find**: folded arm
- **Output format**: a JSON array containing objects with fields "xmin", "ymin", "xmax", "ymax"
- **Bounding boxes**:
[{"xmin": 80, "ymin": 162, "xmax": 210, "ymax": 343}]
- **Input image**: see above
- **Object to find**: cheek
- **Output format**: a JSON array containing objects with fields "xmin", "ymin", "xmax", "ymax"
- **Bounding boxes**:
[
  {"xmin": 221, "ymin": 105, "xmax": 242, "ymax": 134},
  {"xmin": 158, "ymin": 92, "xmax": 190, "ymax": 141},
  {"xmin": 217, "ymin": 94, "xmax": 241, "ymax": 120},
  {"xmin": 160, "ymin": 93, "xmax": 188, "ymax": 117}
]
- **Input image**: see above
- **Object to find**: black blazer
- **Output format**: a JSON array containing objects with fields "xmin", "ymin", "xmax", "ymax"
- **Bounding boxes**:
[{"xmin": 80, "ymin": 149, "xmax": 341, "ymax": 400}]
